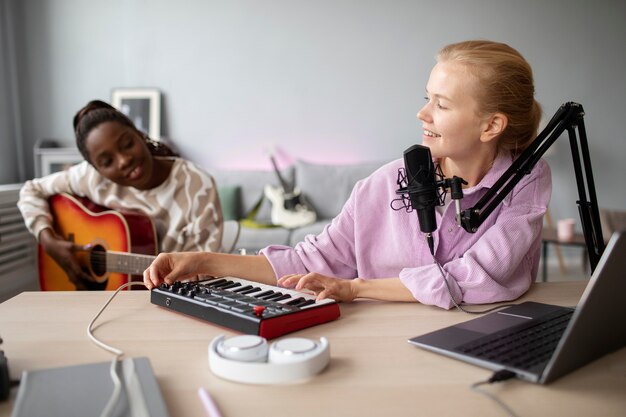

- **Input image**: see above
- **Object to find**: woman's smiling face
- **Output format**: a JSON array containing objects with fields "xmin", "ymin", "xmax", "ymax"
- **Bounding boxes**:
[
  {"xmin": 416, "ymin": 60, "xmax": 489, "ymax": 162},
  {"xmin": 84, "ymin": 121, "xmax": 154, "ymax": 190}
]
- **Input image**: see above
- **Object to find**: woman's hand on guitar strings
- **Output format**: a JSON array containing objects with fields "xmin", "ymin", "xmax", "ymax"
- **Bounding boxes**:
[{"xmin": 39, "ymin": 228, "xmax": 94, "ymax": 290}]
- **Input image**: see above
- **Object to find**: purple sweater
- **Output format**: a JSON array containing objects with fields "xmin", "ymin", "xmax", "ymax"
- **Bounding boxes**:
[{"xmin": 260, "ymin": 152, "xmax": 552, "ymax": 309}]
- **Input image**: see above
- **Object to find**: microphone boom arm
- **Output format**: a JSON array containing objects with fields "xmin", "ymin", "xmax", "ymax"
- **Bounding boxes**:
[{"xmin": 457, "ymin": 102, "xmax": 605, "ymax": 272}]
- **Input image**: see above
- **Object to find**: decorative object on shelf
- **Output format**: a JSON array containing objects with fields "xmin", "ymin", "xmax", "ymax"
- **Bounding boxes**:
[
  {"xmin": 557, "ymin": 218, "xmax": 576, "ymax": 242},
  {"xmin": 111, "ymin": 87, "xmax": 161, "ymax": 141},
  {"xmin": 34, "ymin": 138, "xmax": 82, "ymax": 178}
]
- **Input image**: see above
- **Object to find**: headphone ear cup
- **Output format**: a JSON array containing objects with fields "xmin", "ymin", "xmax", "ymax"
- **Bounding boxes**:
[
  {"xmin": 216, "ymin": 335, "xmax": 269, "ymax": 362},
  {"xmin": 268, "ymin": 337, "xmax": 320, "ymax": 364},
  {"xmin": 209, "ymin": 335, "xmax": 330, "ymax": 384}
]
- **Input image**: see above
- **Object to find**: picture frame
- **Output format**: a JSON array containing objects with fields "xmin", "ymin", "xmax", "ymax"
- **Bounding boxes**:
[
  {"xmin": 36, "ymin": 147, "xmax": 83, "ymax": 177},
  {"xmin": 111, "ymin": 88, "xmax": 161, "ymax": 141}
]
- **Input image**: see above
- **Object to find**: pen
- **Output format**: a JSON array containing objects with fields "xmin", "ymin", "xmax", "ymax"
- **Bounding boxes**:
[{"xmin": 198, "ymin": 387, "xmax": 223, "ymax": 417}]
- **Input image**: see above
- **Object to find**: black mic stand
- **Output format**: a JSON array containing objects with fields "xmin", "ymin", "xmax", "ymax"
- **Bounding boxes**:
[{"xmin": 445, "ymin": 102, "xmax": 605, "ymax": 273}]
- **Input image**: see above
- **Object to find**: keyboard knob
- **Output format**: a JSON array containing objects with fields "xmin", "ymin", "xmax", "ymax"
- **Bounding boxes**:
[{"xmin": 253, "ymin": 306, "xmax": 266, "ymax": 317}]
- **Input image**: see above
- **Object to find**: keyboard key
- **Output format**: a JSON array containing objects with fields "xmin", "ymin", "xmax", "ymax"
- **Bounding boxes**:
[
  {"xmin": 220, "ymin": 282, "xmax": 242, "ymax": 290},
  {"xmin": 240, "ymin": 287, "xmax": 262, "ymax": 295},
  {"xmin": 254, "ymin": 290, "xmax": 274, "ymax": 298},
  {"xmin": 456, "ymin": 309, "xmax": 573, "ymax": 370}
]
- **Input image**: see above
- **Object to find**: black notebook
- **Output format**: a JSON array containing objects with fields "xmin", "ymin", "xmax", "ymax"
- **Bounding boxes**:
[{"xmin": 11, "ymin": 357, "xmax": 170, "ymax": 417}]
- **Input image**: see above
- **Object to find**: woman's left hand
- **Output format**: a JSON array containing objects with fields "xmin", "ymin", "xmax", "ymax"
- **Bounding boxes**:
[{"xmin": 277, "ymin": 273, "xmax": 359, "ymax": 302}]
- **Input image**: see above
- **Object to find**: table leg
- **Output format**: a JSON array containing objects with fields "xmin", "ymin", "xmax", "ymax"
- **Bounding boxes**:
[{"xmin": 542, "ymin": 241, "xmax": 548, "ymax": 282}]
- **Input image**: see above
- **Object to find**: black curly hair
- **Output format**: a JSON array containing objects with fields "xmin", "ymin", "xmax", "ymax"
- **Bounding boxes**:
[{"xmin": 73, "ymin": 100, "xmax": 178, "ymax": 163}]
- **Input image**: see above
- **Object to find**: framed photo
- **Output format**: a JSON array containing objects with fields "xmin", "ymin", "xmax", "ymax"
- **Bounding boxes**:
[{"xmin": 111, "ymin": 88, "xmax": 161, "ymax": 140}]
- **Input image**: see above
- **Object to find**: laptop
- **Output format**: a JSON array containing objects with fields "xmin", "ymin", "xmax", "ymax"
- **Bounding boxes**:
[{"xmin": 409, "ymin": 231, "xmax": 626, "ymax": 384}]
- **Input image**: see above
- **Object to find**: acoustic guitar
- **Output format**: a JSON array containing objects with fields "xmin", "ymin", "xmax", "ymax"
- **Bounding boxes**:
[{"xmin": 38, "ymin": 193, "xmax": 158, "ymax": 291}]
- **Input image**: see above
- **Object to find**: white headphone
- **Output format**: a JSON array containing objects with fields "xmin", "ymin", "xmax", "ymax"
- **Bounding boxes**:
[{"xmin": 208, "ymin": 334, "xmax": 330, "ymax": 384}]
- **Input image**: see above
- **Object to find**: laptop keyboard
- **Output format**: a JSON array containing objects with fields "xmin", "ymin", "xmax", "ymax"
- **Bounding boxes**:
[{"xmin": 456, "ymin": 309, "xmax": 574, "ymax": 370}]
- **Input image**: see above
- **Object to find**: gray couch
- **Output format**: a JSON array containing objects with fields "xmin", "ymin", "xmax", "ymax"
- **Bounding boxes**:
[{"xmin": 213, "ymin": 159, "xmax": 386, "ymax": 253}]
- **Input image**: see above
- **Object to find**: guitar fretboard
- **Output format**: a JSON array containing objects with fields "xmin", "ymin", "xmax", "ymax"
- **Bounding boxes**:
[{"xmin": 94, "ymin": 251, "xmax": 155, "ymax": 275}]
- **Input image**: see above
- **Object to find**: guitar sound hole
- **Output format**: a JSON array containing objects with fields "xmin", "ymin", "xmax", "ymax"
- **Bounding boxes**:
[{"xmin": 90, "ymin": 244, "xmax": 107, "ymax": 277}]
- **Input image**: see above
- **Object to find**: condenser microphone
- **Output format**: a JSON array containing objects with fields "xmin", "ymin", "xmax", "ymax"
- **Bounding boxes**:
[{"xmin": 403, "ymin": 144, "xmax": 439, "ymax": 255}]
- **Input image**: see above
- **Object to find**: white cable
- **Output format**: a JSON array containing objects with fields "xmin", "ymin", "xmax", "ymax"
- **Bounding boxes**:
[
  {"xmin": 100, "ymin": 357, "xmax": 122, "ymax": 417},
  {"xmin": 86, "ymin": 281, "xmax": 147, "ymax": 417}
]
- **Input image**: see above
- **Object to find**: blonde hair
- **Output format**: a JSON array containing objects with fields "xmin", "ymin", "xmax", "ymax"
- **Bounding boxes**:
[{"xmin": 437, "ymin": 40, "xmax": 542, "ymax": 156}]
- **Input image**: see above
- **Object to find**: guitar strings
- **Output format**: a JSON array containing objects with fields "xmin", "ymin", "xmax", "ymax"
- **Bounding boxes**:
[{"xmin": 82, "ymin": 251, "xmax": 153, "ymax": 270}]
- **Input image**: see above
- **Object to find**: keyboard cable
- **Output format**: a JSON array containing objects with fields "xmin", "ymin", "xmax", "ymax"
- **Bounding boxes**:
[{"xmin": 87, "ymin": 281, "xmax": 147, "ymax": 417}]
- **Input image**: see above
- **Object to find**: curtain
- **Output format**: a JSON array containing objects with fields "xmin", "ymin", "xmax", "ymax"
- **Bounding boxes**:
[{"xmin": 0, "ymin": 0, "xmax": 24, "ymax": 184}]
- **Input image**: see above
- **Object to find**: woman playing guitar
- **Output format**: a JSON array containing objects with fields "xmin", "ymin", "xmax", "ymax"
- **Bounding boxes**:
[{"xmin": 18, "ymin": 100, "xmax": 224, "ymax": 290}]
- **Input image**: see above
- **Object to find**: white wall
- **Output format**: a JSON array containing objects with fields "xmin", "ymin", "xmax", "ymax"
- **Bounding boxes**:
[{"xmin": 8, "ymin": 0, "xmax": 626, "ymax": 228}]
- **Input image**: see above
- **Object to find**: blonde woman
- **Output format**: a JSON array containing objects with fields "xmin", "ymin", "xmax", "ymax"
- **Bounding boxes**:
[{"xmin": 144, "ymin": 40, "xmax": 550, "ymax": 309}]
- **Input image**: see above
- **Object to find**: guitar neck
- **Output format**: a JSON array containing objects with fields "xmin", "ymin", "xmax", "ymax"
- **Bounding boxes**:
[
  {"xmin": 270, "ymin": 155, "xmax": 293, "ymax": 193},
  {"xmin": 105, "ymin": 251, "xmax": 156, "ymax": 275}
]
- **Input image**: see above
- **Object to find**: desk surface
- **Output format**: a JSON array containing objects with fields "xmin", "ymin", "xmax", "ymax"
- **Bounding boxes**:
[{"xmin": 1, "ymin": 282, "xmax": 625, "ymax": 417}]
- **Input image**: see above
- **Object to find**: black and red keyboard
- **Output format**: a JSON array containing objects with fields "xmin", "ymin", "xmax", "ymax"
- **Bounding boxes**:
[{"xmin": 150, "ymin": 277, "xmax": 341, "ymax": 339}]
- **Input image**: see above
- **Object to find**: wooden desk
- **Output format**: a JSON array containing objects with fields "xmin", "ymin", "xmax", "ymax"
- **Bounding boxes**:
[{"xmin": 1, "ymin": 283, "xmax": 625, "ymax": 417}]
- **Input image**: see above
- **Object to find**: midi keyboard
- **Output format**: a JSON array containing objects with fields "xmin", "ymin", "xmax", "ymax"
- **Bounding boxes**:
[{"xmin": 150, "ymin": 277, "xmax": 341, "ymax": 339}]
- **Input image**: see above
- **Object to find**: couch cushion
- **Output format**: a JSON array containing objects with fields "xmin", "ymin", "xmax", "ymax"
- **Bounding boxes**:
[
  {"xmin": 217, "ymin": 185, "xmax": 241, "ymax": 221},
  {"xmin": 237, "ymin": 226, "xmax": 291, "ymax": 253},
  {"xmin": 295, "ymin": 159, "xmax": 385, "ymax": 219}
]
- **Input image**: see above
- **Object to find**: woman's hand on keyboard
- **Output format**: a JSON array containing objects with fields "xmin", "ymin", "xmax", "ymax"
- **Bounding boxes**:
[
  {"xmin": 144, "ymin": 252, "xmax": 278, "ymax": 289},
  {"xmin": 277, "ymin": 273, "xmax": 359, "ymax": 302},
  {"xmin": 144, "ymin": 252, "xmax": 210, "ymax": 289}
]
